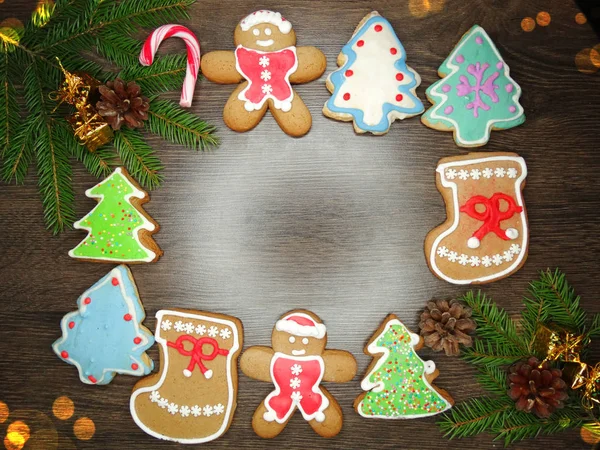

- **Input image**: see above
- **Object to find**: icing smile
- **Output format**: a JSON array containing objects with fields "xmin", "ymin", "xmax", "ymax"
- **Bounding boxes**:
[
  {"xmin": 292, "ymin": 349, "xmax": 306, "ymax": 356},
  {"xmin": 256, "ymin": 39, "xmax": 274, "ymax": 47}
]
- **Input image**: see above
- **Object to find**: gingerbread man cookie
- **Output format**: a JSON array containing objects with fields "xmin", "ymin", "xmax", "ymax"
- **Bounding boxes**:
[
  {"xmin": 240, "ymin": 310, "xmax": 357, "ymax": 438},
  {"xmin": 201, "ymin": 10, "xmax": 326, "ymax": 136}
]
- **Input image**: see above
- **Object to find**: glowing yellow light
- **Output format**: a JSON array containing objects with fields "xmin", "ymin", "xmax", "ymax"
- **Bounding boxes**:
[
  {"xmin": 32, "ymin": 0, "xmax": 55, "ymax": 28},
  {"xmin": 52, "ymin": 397, "xmax": 74, "ymax": 421},
  {"xmin": 581, "ymin": 426, "xmax": 600, "ymax": 444},
  {"xmin": 536, "ymin": 11, "xmax": 551, "ymax": 27},
  {"xmin": 7, "ymin": 421, "xmax": 30, "ymax": 442},
  {"xmin": 575, "ymin": 12, "xmax": 587, "ymax": 25},
  {"xmin": 0, "ymin": 401, "xmax": 8, "ymax": 423},
  {"xmin": 575, "ymin": 48, "xmax": 599, "ymax": 74},
  {"xmin": 429, "ymin": 0, "xmax": 445, "ymax": 13},
  {"xmin": 4, "ymin": 432, "xmax": 25, "ymax": 450},
  {"xmin": 521, "ymin": 17, "xmax": 536, "ymax": 32},
  {"xmin": 408, "ymin": 0, "xmax": 430, "ymax": 18},
  {"xmin": 73, "ymin": 417, "xmax": 95, "ymax": 441}
]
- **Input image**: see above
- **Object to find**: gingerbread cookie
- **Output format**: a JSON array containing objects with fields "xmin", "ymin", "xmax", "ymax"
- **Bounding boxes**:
[
  {"xmin": 130, "ymin": 309, "xmax": 242, "ymax": 444},
  {"xmin": 425, "ymin": 152, "xmax": 528, "ymax": 284},
  {"xmin": 421, "ymin": 25, "xmax": 525, "ymax": 147},
  {"xmin": 240, "ymin": 310, "xmax": 357, "ymax": 438},
  {"xmin": 69, "ymin": 167, "xmax": 162, "ymax": 263},
  {"xmin": 53, "ymin": 265, "xmax": 154, "ymax": 385},
  {"xmin": 355, "ymin": 314, "xmax": 453, "ymax": 418},
  {"xmin": 324, "ymin": 11, "xmax": 423, "ymax": 134},
  {"xmin": 201, "ymin": 10, "xmax": 326, "ymax": 137}
]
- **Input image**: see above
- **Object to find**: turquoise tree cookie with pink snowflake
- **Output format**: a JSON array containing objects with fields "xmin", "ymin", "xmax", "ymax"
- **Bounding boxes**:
[{"xmin": 422, "ymin": 25, "xmax": 525, "ymax": 147}]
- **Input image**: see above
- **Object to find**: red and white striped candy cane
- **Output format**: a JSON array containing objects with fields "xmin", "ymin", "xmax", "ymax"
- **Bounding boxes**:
[{"xmin": 139, "ymin": 24, "xmax": 201, "ymax": 108}]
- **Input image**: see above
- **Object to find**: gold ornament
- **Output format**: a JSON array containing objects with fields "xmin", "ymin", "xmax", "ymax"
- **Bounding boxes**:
[
  {"xmin": 533, "ymin": 323, "xmax": 583, "ymax": 363},
  {"xmin": 50, "ymin": 59, "xmax": 113, "ymax": 151},
  {"xmin": 572, "ymin": 362, "xmax": 600, "ymax": 410}
]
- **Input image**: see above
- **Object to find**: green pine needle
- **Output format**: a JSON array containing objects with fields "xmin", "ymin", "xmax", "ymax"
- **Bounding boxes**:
[
  {"xmin": 438, "ymin": 397, "xmax": 513, "ymax": 439},
  {"xmin": 114, "ymin": 128, "xmax": 163, "ymax": 189},
  {"xmin": 146, "ymin": 99, "xmax": 219, "ymax": 150},
  {"xmin": 119, "ymin": 55, "xmax": 188, "ymax": 96},
  {"xmin": 2, "ymin": 117, "xmax": 34, "ymax": 183},
  {"xmin": 70, "ymin": 141, "xmax": 114, "ymax": 179},
  {"xmin": 475, "ymin": 365, "xmax": 510, "ymax": 397},
  {"xmin": 0, "ymin": 50, "xmax": 21, "ymax": 157}
]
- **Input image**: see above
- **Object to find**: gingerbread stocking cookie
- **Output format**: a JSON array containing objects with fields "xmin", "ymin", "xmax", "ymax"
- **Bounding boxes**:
[
  {"xmin": 201, "ymin": 10, "xmax": 326, "ymax": 137},
  {"xmin": 130, "ymin": 309, "xmax": 243, "ymax": 444},
  {"xmin": 425, "ymin": 152, "xmax": 528, "ymax": 284},
  {"xmin": 240, "ymin": 310, "xmax": 357, "ymax": 438}
]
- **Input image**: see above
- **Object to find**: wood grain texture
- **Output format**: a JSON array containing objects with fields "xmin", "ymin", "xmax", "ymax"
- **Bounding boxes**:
[{"xmin": 1, "ymin": 0, "xmax": 599, "ymax": 448}]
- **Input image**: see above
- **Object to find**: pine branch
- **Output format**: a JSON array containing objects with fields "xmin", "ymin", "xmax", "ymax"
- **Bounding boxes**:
[
  {"xmin": 95, "ymin": 32, "xmax": 141, "ymax": 67},
  {"xmin": 113, "ymin": 128, "xmax": 163, "ymax": 189},
  {"xmin": 2, "ymin": 117, "xmax": 34, "ymax": 183},
  {"xmin": 462, "ymin": 340, "xmax": 528, "ymax": 367},
  {"xmin": 438, "ymin": 397, "xmax": 513, "ymax": 439},
  {"xmin": 476, "ymin": 364, "xmax": 509, "ymax": 397},
  {"xmin": 493, "ymin": 408, "xmax": 582, "ymax": 446},
  {"xmin": 461, "ymin": 291, "xmax": 528, "ymax": 354},
  {"xmin": 146, "ymin": 99, "xmax": 219, "ymax": 150},
  {"xmin": 119, "ymin": 55, "xmax": 188, "ymax": 96},
  {"xmin": 586, "ymin": 313, "xmax": 600, "ymax": 340},
  {"xmin": 70, "ymin": 140, "xmax": 114, "ymax": 178},
  {"xmin": 0, "ymin": 49, "xmax": 21, "ymax": 156},
  {"xmin": 528, "ymin": 269, "xmax": 587, "ymax": 333}
]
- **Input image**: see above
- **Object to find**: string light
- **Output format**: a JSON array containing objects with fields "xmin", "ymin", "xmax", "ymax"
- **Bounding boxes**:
[
  {"xmin": 521, "ymin": 17, "xmax": 536, "ymax": 32},
  {"xmin": 73, "ymin": 417, "xmax": 95, "ymax": 441},
  {"xmin": 536, "ymin": 11, "xmax": 551, "ymax": 27},
  {"xmin": 52, "ymin": 397, "xmax": 74, "ymax": 421}
]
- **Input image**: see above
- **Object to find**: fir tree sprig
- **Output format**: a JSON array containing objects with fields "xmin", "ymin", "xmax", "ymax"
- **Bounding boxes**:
[
  {"xmin": 0, "ymin": 0, "xmax": 219, "ymax": 233},
  {"xmin": 441, "ymin": 270, "xmax": 596, "ymax": 446}
]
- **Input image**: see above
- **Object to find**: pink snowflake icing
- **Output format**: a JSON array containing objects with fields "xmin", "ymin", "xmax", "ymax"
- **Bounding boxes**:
[{"xmin": 456, "ymin": 63, "xmax": 500, "ymax": 118}]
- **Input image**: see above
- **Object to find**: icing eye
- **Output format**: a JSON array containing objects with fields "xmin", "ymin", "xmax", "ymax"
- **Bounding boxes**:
[
  {"xmin": 289, "ymin": 336, "xmax": 296, "ymax": 343},
  {"xmin": 253, "ymin": 29, "xmax": 260, "ymax": 36},
  {"xmin": 302, "ymin": 338, "xmax": 309, "ymax": 345},
  {"xmin": 265, "ymin": 27, "xmax": 272, "ymax": 36}
]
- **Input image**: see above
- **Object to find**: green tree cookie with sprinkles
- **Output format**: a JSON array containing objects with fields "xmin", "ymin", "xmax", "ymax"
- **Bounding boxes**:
[
  {"xmin": 354, "ymin": 314, "xmax": 453, "ymax": 419},
  {"xmin": 69, "ymin": 167, "xmax": 162, "ymax": 263},
  {"xmin": 421, "ymin": 25, "xmax": 525, "ymax": 147}
]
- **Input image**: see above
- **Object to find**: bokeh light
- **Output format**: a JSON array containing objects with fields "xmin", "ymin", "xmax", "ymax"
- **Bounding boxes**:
[
  {"xmin": 575, "ymin": 48, "xmax": 600, "ymax": 74},
  {"xmin": 581, "ymin": 426, "xmax": 600, "ymax": 444},
  {"xmin": 32, "ymin": 0, "xmax": 55, "ymax": 28},
  {"xmin": 536, "ymin": 11, "xmax": 551, "ymax": 27},
  {"xmin": 73, "ymin": 417, "xmax": 95, "ymax": 441},
  {"xmin": 0, "ymin": 402, "xmax": 8, "ymax": 423},
  {"xmin": 0, "ymin": 19, "xmax": 24, "ymax": 52},
  {"xmin": 408, "ymin": 0, "xmax": 445, "ymax": 18},
  {"xmin": 521, "ymin": 17, "xmax": 536, "ymax": 32},
  {"xmin": 52, "ymin": 397, "xmax": 74, "ymax": 421},
  {"xmin": 575, "ymin": 12, "xmax": 587, "ymax": 25},
  {"xmin": 4, "ymin": 421, "xmax": 30, "ymax": 450}
]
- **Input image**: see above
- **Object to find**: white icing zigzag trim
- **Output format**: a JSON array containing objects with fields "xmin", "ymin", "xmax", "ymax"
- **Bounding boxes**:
[
  {"xmin": 160, "ymin": 320, "xmax": 231, "ymax": 339},
  {"xmin": 437, "ymin": 243, "xmax": 522, "ymax": 268},
  {"xmin": 150, "ymin": 390, "xmax": 225, "ymax": 418},
  {"xmin": 445, "ymin": 166, "xmax": 518, "ymax": 181}
]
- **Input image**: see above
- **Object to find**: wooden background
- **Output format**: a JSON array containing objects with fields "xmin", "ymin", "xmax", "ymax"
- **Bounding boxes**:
[{"xmin": 1, "ymin": 0, "xmax": 599, "ymax": 448}]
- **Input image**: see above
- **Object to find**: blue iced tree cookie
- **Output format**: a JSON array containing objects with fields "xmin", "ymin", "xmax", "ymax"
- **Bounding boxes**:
[
  {"xmin": 53, "ymin": 265, "xmax": 154, "ymax": 385},
  {"xmin": 422, "ymin": 25, "xmax": 525, "ymax": 147},
  {"xmin": 323, "ymin": 11, "xmax": 424, "ymax": 135}
]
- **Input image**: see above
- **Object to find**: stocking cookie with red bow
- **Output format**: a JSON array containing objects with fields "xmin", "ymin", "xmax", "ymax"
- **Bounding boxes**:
[
  {"xmin": 130, "ymin": 309, "xmax": 242, "ymax": 444},
  {"xmin": 240, "ymin": 310, "xmax": 357, "ymax": 438},
  {"xmin": 201, "ymin": 10, "xmax": 326, "ymax": 136},
  {"xmin": 425, "ymin": 152, "xmax": 528, "ymax": 284}
]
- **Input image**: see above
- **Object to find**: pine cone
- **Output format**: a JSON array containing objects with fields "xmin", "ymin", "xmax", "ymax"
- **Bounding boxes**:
[
  {"xmin": 419, "ymin": 299, "xmax": 476, "ymax": 356},
  {"xmin": 96, "ymin": 79, "xmax": 149, "ymax": 130},
  {"xmin": 508, "ymin": 357, "xmax": 568, "ymax": 418}
]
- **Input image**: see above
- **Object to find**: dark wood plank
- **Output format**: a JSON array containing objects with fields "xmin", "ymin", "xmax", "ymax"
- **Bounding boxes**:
[{"xmin": 1, "ymin": 0, "xmax": 599, "ymax": 448}]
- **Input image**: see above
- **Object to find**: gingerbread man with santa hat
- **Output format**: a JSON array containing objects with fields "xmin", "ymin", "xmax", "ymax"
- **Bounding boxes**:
[
  {"xmin": 240, "ymin": 309, "xmax": 357, "ymax": 438},
  {"xmin": 201, "ymin": 10, "xmax": 326, "ymax": 136}
]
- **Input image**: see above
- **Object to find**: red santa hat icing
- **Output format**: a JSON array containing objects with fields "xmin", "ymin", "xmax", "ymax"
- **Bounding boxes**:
[
  {"xmin": 275, "ymin": 313, "xmax": 326, "ymax": 339},
  {"xmin": 240, "ymin": 10, "xmax": 293, "ymax": 34}
]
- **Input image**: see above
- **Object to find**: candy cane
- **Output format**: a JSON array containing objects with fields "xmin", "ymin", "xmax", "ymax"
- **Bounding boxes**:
[{"xmin": 139, "ymin": 24, "xmax": 201, "ymax": 108}]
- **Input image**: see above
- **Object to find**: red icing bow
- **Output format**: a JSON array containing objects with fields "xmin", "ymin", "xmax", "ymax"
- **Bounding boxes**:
[
  {"xmin": 460, "ymin": 193, "xmax": 522, "ymax": 247},
  {"xmin": 167, "ymin": 335, "xmax": 229, "ymax": 379}
]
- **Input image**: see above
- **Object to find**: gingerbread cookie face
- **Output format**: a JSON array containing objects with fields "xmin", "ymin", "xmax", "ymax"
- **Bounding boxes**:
[
  {"xmin": 130, "ymin": 310, "xmax": 242, "ymax": 444},
  {"xmin": 240, "ymin": 310, "xmax": 357, "ymax": 438},
  {"xmin": 425, "ymin": 152, "xmax": 528, "ymax": 284},
  {"xmin": 234, "ymin": 10, "xmax": 296, "ymax": 51},
  {"xmin": 355, "ymin": 314, "xmax": 453, "ymax": 419}
]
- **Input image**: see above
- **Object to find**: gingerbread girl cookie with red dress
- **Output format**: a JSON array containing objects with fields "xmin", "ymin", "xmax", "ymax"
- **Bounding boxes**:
[
  {"xmin": 201, "ymin": 10, "xmax": 326, "ymax": 136},
  {"xmin": 240, "ymin": 310, "xmax": 357, "ymax": 438}
]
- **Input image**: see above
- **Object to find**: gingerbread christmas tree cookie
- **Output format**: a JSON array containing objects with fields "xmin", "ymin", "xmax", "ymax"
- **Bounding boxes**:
[
  {"xmin": 425, "ymin": 152, "xmax": 528, "ymax": 284},
  {"xmin": 69, "ymin": 167, "xmax": 162, "ymax": 263},
  {"xmin": 324, "ymin": 11, "xmax": 423, "ymax": 134},
  {"xmin": 240, "ymin": 310, "xmax": 357, "ymax": 438},
  {"xmin": 422, "ymin": 25, "xmax": 525, "ymax": 147},
  {"xmin": 53, "ymin": 265, "xmax": 154, "ymax": 385},
  {"xmin": 201, "ymin": 10, "xmax": 327, "ymax": 137},
  {"xmin": 130, "ymin": 309, "xmax": 243, "ymax": 444},
  {"xmin": 355, "ymin": 314, "xmax": 453, "ymax": 419}
]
